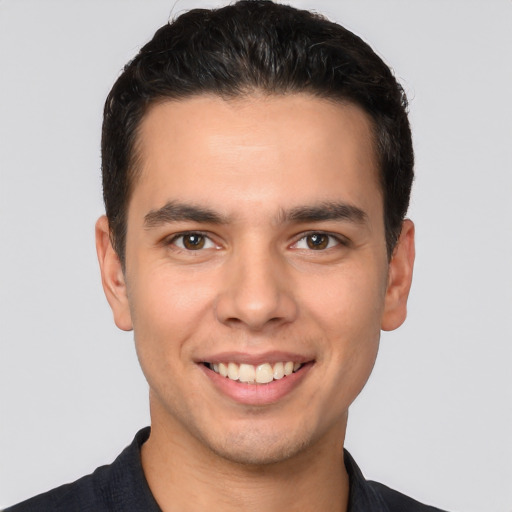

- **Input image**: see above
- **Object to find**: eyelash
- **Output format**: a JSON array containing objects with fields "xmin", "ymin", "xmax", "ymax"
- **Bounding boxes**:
[
  {"xmin": 292, "ymin": 232, "xmax": 348, "ymax": 251},
  {"xmin": 167, "ymin": 231, "xmax": 218, "ymax": 251},
  {"xmin": 166, "ymin": 231, "xmax": 348, "ymax": 252}
]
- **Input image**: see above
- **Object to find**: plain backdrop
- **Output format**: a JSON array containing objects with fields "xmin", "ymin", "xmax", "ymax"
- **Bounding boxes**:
[{"xmin": 1, "ymin": 1, "xmax": 511, "ymax": 510}]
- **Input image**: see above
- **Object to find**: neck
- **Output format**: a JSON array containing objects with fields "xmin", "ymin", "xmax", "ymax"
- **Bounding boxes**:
[{"xmin": 141, "ymin": 406, "xmax": 350, "ymax": 512}]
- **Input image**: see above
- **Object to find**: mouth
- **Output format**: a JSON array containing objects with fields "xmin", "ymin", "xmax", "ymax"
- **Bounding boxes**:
[
  {"xmin": 203, "ymin": 361, "xmax": 305, "ymax": 384},
  {"xmin": 199, "ymin": 356, "xmax": 314, "ymax": 405}
]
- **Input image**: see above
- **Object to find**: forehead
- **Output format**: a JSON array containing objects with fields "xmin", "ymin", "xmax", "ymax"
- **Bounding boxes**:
[{"xmin": 131, "ymin": 93, "xmax": 381, "ymax": 221}]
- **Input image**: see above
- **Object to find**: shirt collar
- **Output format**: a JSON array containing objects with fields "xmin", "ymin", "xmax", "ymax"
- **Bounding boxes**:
[
  {"xmin": 344, "ymin": 449, "xmax": 390, "ymax": 512},
  {"xmin": 128, "ymin": 428, "xmax": 389, "ymax": 512}
]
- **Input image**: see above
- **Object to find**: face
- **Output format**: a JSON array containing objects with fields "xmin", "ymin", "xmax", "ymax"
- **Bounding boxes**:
[{"xmin": 97, "ymin": 94, "xmax": 414, "ymax": 465}]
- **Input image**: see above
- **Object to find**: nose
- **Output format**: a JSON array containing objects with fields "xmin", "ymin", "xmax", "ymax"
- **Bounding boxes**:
[{"xmin": 215, "ymin": 246, "xmax": 298, "ymax": 331}]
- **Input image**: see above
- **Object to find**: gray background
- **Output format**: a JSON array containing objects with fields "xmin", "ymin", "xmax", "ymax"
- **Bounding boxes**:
[{"xmin": 1, "ymin": 1, "xmax": 511, "ymax": 510}]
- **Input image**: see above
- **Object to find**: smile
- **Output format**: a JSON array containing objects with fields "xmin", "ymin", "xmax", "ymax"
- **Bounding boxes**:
[{"xmin": 206, "ymin": 361, "xmax": 302, "ymax": 384}]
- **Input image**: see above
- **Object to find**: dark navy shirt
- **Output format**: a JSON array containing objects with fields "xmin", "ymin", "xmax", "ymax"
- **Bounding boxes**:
[{"xmin": 5, "ymin": 428, "xmax": 447, "ymax": 511}]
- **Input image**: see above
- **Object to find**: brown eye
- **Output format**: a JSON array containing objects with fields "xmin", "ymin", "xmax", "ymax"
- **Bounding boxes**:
[
  {"xmin": 306, "ymin": 233, "xmax": 329, "ymax": 250},
  {"xmin": 181, "ymin": 234, "xmax": 206, "ymax": 250},
  {"xmin": 170, "ymin": 232, "xmax": 218, "ymax": 252}
]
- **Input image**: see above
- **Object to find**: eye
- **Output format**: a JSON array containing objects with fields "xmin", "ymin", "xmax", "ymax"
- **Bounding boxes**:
[
  {"xmin": 171, "ymin": 232, "xmax": 217, "ymax": 251},
  {"xmin": 293, "ymin": 232, "xmax": 342, "ymax": 250}
]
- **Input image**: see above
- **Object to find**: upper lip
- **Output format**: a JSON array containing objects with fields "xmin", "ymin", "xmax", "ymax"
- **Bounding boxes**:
[{"xmin": 195, "ymin": 351, "xmax": 314, "ymax": 366}]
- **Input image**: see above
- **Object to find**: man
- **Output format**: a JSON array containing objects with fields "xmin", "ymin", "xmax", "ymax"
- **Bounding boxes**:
[{"xmin": 5, "ymin": 1, "xmax": 447, "ymax": 510}]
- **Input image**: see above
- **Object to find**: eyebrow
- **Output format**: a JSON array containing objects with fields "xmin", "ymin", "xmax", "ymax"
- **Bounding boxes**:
[
  {"xmin": 144, "ymin": 201, "xmax": 228, "ymax": 228},
  {"xmin": 280, "ymin": 201, "xmax": 368, "ymax": 225},
  {"xmin": 143, "ymin": 200, "xmax": 368, "ymax": 229}
]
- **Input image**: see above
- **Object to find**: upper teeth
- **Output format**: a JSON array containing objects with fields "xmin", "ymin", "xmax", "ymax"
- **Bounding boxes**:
[{"xmin": 210, "ymin": 361, "xmax": 302, "ymax": 384}]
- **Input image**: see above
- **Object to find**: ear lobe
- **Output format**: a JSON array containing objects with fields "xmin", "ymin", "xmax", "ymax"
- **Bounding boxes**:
[
  {"xmin": 381, "ymin": 219, "xmax": 415, "ymax": 332},
  {"xmin": 95, "ymin": 216, "xmax": 133, "ymax": 331}
]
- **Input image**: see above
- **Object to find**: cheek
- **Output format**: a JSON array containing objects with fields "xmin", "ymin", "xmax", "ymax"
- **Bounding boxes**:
[
  {"xmin": 299, "ymin": 260, "xmax": 386, "ymax": 389},
  {"xmin": 301, "ymin": 262, "xmax": 387, "ymax": 334},
  {"xmin": 132, "ymin": 262, "xmax": 215, "ymax": 324},
  {"xmin": 127, "ymin": 270, "xmax": 214, "ymax": 406},
  {"xmin": 126, "ymin": 265, "xmax": 215, "ymax": 364}
]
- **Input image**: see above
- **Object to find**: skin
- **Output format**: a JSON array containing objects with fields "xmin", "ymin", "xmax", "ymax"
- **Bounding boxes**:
[{"xmin": 96, "ymin": 94, "xmax": 415, "ymax": 512}]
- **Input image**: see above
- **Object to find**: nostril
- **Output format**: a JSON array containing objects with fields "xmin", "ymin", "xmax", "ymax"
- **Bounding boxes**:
[{"xmin": 213, "ymin": 276, "xmax": 299, "ymax": 330}]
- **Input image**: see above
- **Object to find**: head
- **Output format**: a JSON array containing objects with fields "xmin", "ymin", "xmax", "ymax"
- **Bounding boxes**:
[
  {"xmin": 101, "ymin": 0, "xmax": 413, "ymax": 267},
  {"xmin": 96, "ymin": 0, "xmax": 415, "ymax": 467}
]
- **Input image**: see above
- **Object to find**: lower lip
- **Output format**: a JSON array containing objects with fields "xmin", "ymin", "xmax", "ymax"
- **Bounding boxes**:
[{"xmin": 200, "ymin": 363, "xmax": 313, "ymax": 406}]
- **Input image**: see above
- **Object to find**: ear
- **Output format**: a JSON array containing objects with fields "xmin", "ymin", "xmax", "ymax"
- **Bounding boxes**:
[
  {"xmin": 381, "ymin": 219, "xmax": 415, "ymax": 331},
  {"xmin": 95, "ymin": 216, "xmax": 133, "ymax": 331}
]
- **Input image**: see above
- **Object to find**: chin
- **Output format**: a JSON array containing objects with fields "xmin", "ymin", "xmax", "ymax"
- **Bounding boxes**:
[
  {"xmin": 199, "ymin": 421, "xmax": 316, "ymax": 467},
  {"xmin": 212, "ymin": 437, "xmax": 308, "ymax": 466}
]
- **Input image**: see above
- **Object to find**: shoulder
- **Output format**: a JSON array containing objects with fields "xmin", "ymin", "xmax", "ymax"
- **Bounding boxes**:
[
  {"xmin": 367, "ymin": 480, "xmax": 448, "ymax": 512},
  {"xmin": 4, "ymin": 428, "xmax": 157, "ymax": 512},
  {"xmin": 3, "ymin": 462, "xmax": 117, "ymax": 512},
  {"xmin": 344, "ymin": 449, "xmax": 449, "ymax": 512}
]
